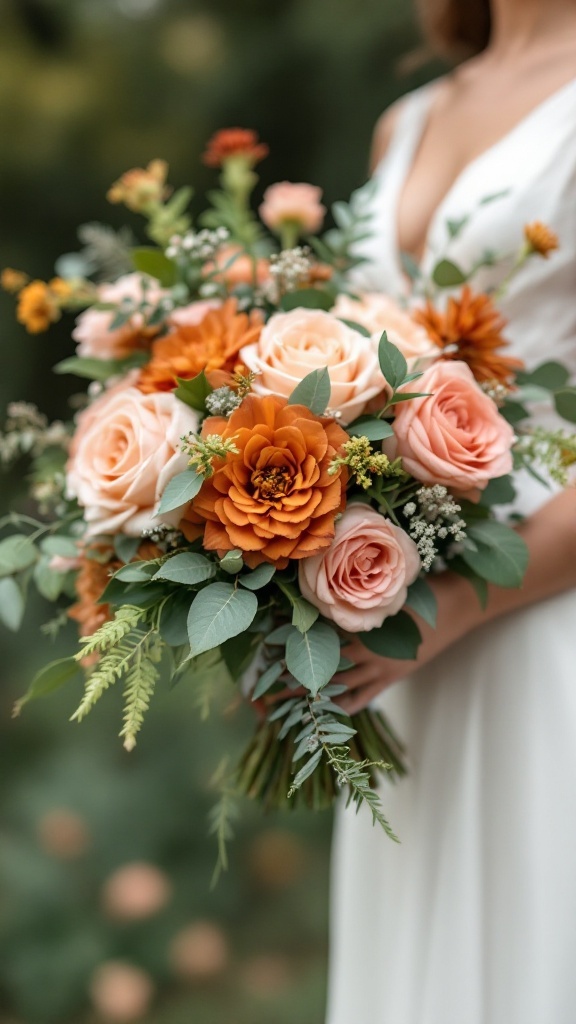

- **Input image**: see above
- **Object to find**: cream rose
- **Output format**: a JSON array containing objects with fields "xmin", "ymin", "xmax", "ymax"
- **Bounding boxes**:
[
  {"xmin": 259, "ymin": 182, "xmax": 326, "ymax": 234},
  {"xmin": 72, "ymin": 273, "xmax": 166, "ymax": 360},
  {"xmin": 299, "ymin": 504, "xmax": 421, "ymax": 632},
  {"xmin": 393, "ymin": 360, "xmax": 515, "ymax": 494},
  {"xmin": 240, "ymin": 307, "xmax": 385, "ymax": 424},
  {"xmin": 66, "ymin": 387, "xmax": 199, "ymax": 537},
  {"xmin": 331, "ymin": 292, "xmax": 438, "ymax": 367}
]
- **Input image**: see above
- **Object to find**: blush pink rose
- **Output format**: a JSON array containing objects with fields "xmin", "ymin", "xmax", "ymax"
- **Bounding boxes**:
[
  {"xmin": 299, "ymin": 504, "xmax": 421, "ymax": 632},
  {"xmin": 66, "ymin": 386, "xmax": 199, "ymax": 537},
  {"xmin": 259, "ymin": 182, "xmax": 326, "ymax": 234},
  {"xmin": 240, "ymin": 308, "xmax": 386, "ymax": 424},
  {"xmin": 331, "ymin": 292, "xmax": 438, "ymax": 368},
  {"xmin": 393, "ymin": 360, "xmax": 515, "ymax": 494},
  {"xmin": 72, "ymin": 273, "xmax": 167, "ymax": 360},
  {"xmin": 204, "ymin": 245, "xmax": 269, "ymax": 287},
  {"xmin": 169, "ymin": 300, "xmax": 220, "ymax": 328}
]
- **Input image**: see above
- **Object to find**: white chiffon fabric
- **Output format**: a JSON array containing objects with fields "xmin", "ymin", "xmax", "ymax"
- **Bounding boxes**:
[{"xmin": 327, "ymin": 78, "xmax": 576, "ymax": 1024}]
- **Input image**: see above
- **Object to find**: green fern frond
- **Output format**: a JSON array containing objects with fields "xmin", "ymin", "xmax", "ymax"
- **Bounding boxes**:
[
  {"xmin": 208, "ymin": 759, "xmax": 240, "ymax": 887},
  {"xmin": 119, "ymin": 635, "xmax": 162, "ymax": 751},
  {"xmin": 75, "ymin": 604, "xmax": 146, "ymax": 660}
]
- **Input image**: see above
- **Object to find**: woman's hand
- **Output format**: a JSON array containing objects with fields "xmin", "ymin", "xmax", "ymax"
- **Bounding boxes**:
[{"xmin": 337, "ymin": 571, "xmax": 480, "ymax": 714}]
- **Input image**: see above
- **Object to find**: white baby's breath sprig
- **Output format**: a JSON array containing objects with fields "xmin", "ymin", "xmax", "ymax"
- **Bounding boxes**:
[{"xmin": 403, "ymin": 485, "xmax": 467, "ymax": 571}]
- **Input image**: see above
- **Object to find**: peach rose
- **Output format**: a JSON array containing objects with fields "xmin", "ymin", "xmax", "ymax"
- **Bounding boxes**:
[
  {"xmin": 299, "ymin": 504, "xmax": 421, "ymax": 632},
  {"xmin": 393, "ymin": 360, "xmax": 515, "ymax": 494},
  {"xmin": 331, "ymin": 292, "xmax": 437, "ymax": 367},
  {"xmin": 204, "ymin": 245, "xmax": 269, "ymax": 287},
  {"xmin": 66, "ymin": 386, "xmax": 199, "ymax": 537},
  {"xmin": 72, "ymin": 273, "xmax": 166, "ymax": 360},
  {"xmin": 169, "ymin": 299, "xmax": 220, "ymax": 327},
  {"xmin": 240, "ymin": 308, "xmax": 385, "ymax": 424},
  {"xmin": 259, "ymin": 182, "xmax": 326, "ymax": 235}
]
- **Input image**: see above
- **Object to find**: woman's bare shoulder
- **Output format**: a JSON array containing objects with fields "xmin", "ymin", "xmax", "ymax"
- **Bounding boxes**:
[{"xmin": 369, "ymin": 100, "xmax": 405, "ymax": 175}]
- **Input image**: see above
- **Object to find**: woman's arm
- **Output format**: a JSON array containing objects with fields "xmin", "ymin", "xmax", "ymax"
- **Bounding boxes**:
[{"xmin": 338, "ymin": 486, "xmax": 576, "ymax": 714}]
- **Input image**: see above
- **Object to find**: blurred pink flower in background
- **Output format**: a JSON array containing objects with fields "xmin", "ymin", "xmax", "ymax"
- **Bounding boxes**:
[
  {"xmin": 331, "ymin": 292, "xmax": 438, "ymax": 367},
  {"xmin": 169, "ymin": 920, "xmax": 230, "ymax": 980},
  {"xmin": 72, "ymin": 273, "xmax": 166, "ymax": 360},
  {"xmin": 89, "ymin": 961, "xmax": 154, "ymax": 1022},
  {"xmin": 37, "ymin": 808, "xmax": 91, "ymax": 860},
  {"xmin": 101, "ymin": 861, "xmax": 172, "ymax": 921},
  {"xmin": 259, "ymin": 182, "xmax": 326, "ymax": 235}
]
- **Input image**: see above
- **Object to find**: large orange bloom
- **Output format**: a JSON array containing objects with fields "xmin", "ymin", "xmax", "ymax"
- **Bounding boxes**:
[
  {"xmin": 186, "ymin": 394, "xmax": 349, "ymax": 568},
  {"xmin": 138, "ymin": 299, "xmax": 262, "ymax": 394},
  {"xmin": 413, "ymin": 286, "xmax": 524, "ymax": 385}
]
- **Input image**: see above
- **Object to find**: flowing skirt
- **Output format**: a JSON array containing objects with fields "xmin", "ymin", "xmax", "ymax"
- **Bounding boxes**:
[{"xmin": 326, "ymin": 587, "xmax": 576, "ymax": 1024}]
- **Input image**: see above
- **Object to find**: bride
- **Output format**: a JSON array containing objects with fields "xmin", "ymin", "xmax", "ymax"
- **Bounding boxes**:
[{"xmin": 327, "ymin": 0, "xmax": 576, "ymax": 1021}]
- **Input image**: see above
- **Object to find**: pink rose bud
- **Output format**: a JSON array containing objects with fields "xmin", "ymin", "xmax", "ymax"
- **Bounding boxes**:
[
  {"xmin": 259, "ymin": 181, "xmax": 326, "ymax": 236},
  {"xmin": 393, "ymin": 360, "xmax": 515, "ymax": 494},
  {"xmin": 299, "ymin": 504, "xmax": 421, "ymax": 633}
]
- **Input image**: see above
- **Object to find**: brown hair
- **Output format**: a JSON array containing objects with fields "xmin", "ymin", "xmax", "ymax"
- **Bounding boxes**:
[{"xmin": 416, "ymin": 0, "xmax": 492, "ymax": 59}]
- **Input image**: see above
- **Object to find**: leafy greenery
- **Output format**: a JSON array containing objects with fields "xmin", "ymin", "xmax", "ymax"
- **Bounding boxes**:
[
  {"xmin": 288, "ymin": 367, "xmax": 331, "ymax": 415},
  {"xmin": 187, "ymin": 582, "xmax": 258, "ymax": 657}
]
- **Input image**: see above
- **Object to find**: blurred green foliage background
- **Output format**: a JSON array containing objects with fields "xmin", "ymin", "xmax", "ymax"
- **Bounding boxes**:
[{"xmin": 0, "ymin": 1, "xmax": 437, "ymax": 1021}]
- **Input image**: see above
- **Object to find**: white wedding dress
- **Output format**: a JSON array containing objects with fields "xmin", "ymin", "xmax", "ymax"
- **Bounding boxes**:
[{"xmin": 327, "ymin": 78, "xmax": 576, "ymax": 1024}]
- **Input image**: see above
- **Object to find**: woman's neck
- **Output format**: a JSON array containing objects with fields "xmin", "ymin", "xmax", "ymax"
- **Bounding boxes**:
[{"xmin": 488, "ymin": 0, "xmax": 576, "ymax": 58}]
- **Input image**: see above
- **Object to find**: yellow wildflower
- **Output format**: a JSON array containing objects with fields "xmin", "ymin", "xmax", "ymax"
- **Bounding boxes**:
[
  {"xmin": 16, "ymin": 280, "xmax": 61, "ymax": 334},
  {"xmin": 524, "ymin": 222, "xmax": 559, "ymax": 259},
  {"xmin": 1, "ymin": 268, "xmax": 29, "ymax": 294},
  {"xmin": 107, "ymin": 159, "xmax": 170, "ymax": 212}
]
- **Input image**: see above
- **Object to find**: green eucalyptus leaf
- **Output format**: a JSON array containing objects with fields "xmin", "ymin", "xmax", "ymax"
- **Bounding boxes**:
[
  {"xmin": 347, "ymin": 417, "xmax": 394, "ymax": 441},
  {"xmin": 187, "ymin": 582, "xmax": 258, "ymax": 657},
  {"xmin": 377, "ymin": 331, "xmax": 408, "ymax": 390},
  {"xmin": 157, "ymin": 469, "xmax": 203, "ymax": 514},
  {"xmin": 554, "ymin": 387, "xmax": 576, "ymax": 425},
  {"xmin": 338, "ymin": 319, "xmax": 371, "ymax": 337},
  {"xmin": 219, "ymin": 549, "xmax": 244, "ymax": 574},
  {"xmin": 13, "ymin": 657, "xmax": 81, "ymax": 715},
  {"xmin": 159, "ymin": 593, "xmax": 193, "ymax": 646},
  {"xmin": 285, "ymin": 621, "xmax": 341, "ymax": 696},
  {"xmin": 0, "ymin": 535, "xmax": 37, "ymax": 577},
  {"xmin": 462, "ymin": 521, "xmax": 529, "ymax": 587},
  {"xmin": 153, "ymin": 552, "xmax": 215, "ymax": 585},
  {"xmin": 33, "ymin": 557, "xmax": 66, "ymax": 601},
  {"xmin": 220, "ymin": 630, "xmax": 261, "ymax": 680},
  {"xmin": 288, "ymin": 367, "xmax": 331, "ymax": 415},
  {"xmin": 40, "ymin": 536, "xmax": 79, "ymax": 559},
  {"xmin": 132, "ymin": 247, "xmax": 177, "ymax": 287},
  {"xmin": 0, "ymin": 577, "xmax": 25, "ymax": 631},
  {"xmin": 359, "ymin": 610, "xmax": 422, "ymax": 660},
  {"xmin": 113, "ymin": 561, "xmax": 159, "ymax": 583},
  {"xmin": 290, "ymin": 748, "xmax": 323, "ymax": 788},
  {"xmin": 114, "ymin": 535, "xmax": 141, "ymax": 563},
  {"xmin": 479, "ymin": 474, "xmax": 517, "ymax": 507},
  {"xmin": 279, "ymin": 289, "xmax": 333, "ymax": 312},
  {"xmin": 431, "ymin": 258, "xmax": 468, "ymax": 287},
  {"xmin": 265, "ymin": 623, "xmax": 293, "ymax": 646},
  {"xmin": 252, "ymin": 660, "xmax": 284, "ymax": 700},
  {"xmin": 517, "ymin": 361, "xmax": 569, "ymax": 390},
  {"xmin": 174, "ymin": 371, "xmax": 213, "ymax": 412},
  {"xmin": 54, "ymin": 354, "xmax": 147, "ymax": 382},
  {"xmin": 239, "ymin": 563, "xmax": 276, "ymax": 591},
  {"xmin": 405, "ymin": 577, "xmax": 438, "ymax": 628}
]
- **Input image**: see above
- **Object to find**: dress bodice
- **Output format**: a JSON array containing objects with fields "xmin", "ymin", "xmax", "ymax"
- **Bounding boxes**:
[{"xmin": 355, "ymin": 77, "xmax": 576, "ymax": 378}]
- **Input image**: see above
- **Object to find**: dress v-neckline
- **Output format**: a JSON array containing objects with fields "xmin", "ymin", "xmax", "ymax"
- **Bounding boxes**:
[{"xmin": 391, "ymin": 72, "xmax": 576, "ymax": 275}]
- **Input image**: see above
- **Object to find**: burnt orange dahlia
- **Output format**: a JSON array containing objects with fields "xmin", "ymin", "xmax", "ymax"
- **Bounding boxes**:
[
  {"xmin": 137, "ymin": 299, "xmax": 262, "ymax": 394},
  {"xmin": 186, "ymin": 394, "xmax": 349, "ymax": 568},
  {"xmin": 202, "ymin": 128, "xmax": 269, "ymax": 168},
  {"xmin": 413, "ymin": 285, "xmax": 524, "ymax": 385}
]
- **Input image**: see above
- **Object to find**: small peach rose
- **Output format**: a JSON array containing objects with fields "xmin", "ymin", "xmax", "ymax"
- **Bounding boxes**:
[
  {"xmin": 259, "ymin": 182, "xmax": 326, "ymax": 235},
  {"xmin": 169, "ymin": 299, "xmax": 220, "ymax": 327},
  {"xmin": 299, "ymin": 504, "xmax": 421, "ymax": 632},
  {"xmin": 204, "ymin": 244, "xmax": 269, "ymax": 287},
  {"xmin": 393, "ymin": 360, "xmax": 515, "ymax": 494},
  {"xmin": 102, "ymin": 862, "xmax": 171, "ymax": 921},
  {"xmin": 240, "ymin": 308, "xmax": 385, "ymax": 424},
  {"xmin": 72, "ymin": 273, "xmax": 166, "ymax": 360},
  {"xmin": 331, "ymin": 292, "xmax": 438, "ymax": 367},
  {"xmin": 66, "ymin": 386, "xmax": 199, "ymax": 537}
]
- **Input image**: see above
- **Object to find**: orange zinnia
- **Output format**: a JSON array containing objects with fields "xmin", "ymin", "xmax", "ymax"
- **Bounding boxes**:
[
  {"xmin": 202, "ymin": 128, "xmax": 269, "ymax": 168},
  {"xmin": 186, "ymin": 394, "xmax": 349, "ymax": 568},
  {"xmin": 137, "ymin": 299, "xmax": 263, "ymax": 394},
  {"xmin": 413, "ymin": 286, "xmax": 524, "ymax": 385}
]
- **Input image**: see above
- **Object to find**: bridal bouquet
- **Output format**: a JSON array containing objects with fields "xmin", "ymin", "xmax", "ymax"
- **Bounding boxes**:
[{"xmin": 3, "ymin": 129, "xmax": 576, "ymax": 854}]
